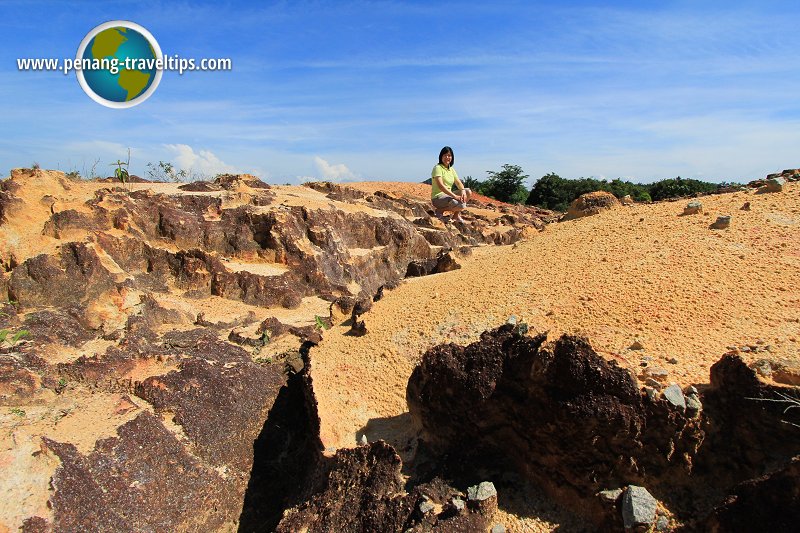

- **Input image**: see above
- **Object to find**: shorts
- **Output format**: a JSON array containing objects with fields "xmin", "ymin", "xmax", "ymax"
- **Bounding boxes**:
[{"xmin": 432, "ymin": 194, "xmax": 466, "ymax": 210}]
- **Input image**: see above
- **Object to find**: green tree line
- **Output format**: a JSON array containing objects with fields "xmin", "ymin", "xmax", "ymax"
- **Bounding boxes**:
[{"xmin": 461, "ymin": 166, "xmax": 741, "ymax": 211}]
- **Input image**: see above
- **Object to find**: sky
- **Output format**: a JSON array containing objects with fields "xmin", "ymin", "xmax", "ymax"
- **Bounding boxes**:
[{"xmin": 1, "ymin": 0, "xmax": 799, "ymax": 186}]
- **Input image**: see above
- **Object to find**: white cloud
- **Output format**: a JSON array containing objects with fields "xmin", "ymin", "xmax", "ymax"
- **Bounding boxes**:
[
  {"xmin": 313, "ymin": 156, "xmax": 356, "ymax": 182},
  {"xmin": 164, "ymin": 144, "xmax": 238, "ymax": 177}
]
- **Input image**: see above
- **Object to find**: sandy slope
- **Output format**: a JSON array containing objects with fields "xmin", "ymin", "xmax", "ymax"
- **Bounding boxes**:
[{"xmin": 310, "ymin": 183, "xmax": 800, "ymax": 530}]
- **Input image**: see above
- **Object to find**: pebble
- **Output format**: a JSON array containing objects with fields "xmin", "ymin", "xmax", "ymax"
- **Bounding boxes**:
[
  {"xmin": 630, "ymin": 340, "xmax": 645, "ymax": 350},
  {"xmin": 645, "ymin": 387, "xmax": 658, "ymax": 402},
  {"xmin": 451, "ymin": 497, "xmax": 465, "ymax": 512},
  {"xmin": 468, "ymin": 481, "xmax": 497, "ymax": 502},
  {"xmin": 599, "ymin": 488, "xmax": 623, "ymax": 503},
  {"xmin": 622, "ymin": 486, "xmax": 658, "ymax": 529},
  {"xmin": 491, "ymin": 525, "xmax": 506, "ymax": 533},
  {"xmin": 359, "ymin": 434, "xmax": 368, "ymax": 445},
  {"xmin": 663, "ymin": 384, "xmax": 687, "ymax": 411},
  {"xmin": 419, "ymin": 500, "xmax": 435, "ymax": 514},
  {"xmin": 645, "ymin": 378, "xmax": 663, "ymax": 390},
  {"xmin": 656, "ymin": 515, "xmax": 670, "ymax": 531},
  {"xmin": 686, "ymin": 393, "xmax": 702, "ymax": 414},
  {"xmin": 667, "ymin": 357, "xmax": 678, "ymax": 364},
  {"xmin": 646, "ymin": 367, "xmax": 669, "ymax": 381}
]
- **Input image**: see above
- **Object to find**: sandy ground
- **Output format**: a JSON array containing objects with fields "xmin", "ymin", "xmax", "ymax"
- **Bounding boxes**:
[{"xmin": 310, "ymin": 183, "xmax": 800, "ymax": 531}]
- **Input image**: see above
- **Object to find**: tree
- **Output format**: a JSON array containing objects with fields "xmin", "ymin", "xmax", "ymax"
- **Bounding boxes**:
[
  {"xmin": 483, "ymin": 164, "xmax": 529, "ymax": 204},
  {"xmin": 526, "ymin": 172, "xmax": 572, "ymax": 211},
  {"xmin": 461, "ymin": 175, "xmax": 483, "ymax": 190}
]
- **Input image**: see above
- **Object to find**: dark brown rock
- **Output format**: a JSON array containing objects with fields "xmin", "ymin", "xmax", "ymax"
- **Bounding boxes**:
[
  {"xmin": 703, "ymin": 457, "xmax": 800, "ymax": 532},
  {"xmin": 275, "ymin": 441, "xmax": 497, "ymax": 533},
  {"xmin": 43, "ymin": 412, "xmax": 237, "ymax": 532},
  {"xmin": 406, "ymin": 326, "xmax": 702, "ymax": 522},
  {"xmin": 135, "ymin": 331, "xmax": 284, "ymax": 471}
]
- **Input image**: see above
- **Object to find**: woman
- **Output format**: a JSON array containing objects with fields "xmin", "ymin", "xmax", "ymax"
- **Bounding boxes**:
[{"xmin": 431, "ymin": 146, "xmax": 471, "ymax": 223}]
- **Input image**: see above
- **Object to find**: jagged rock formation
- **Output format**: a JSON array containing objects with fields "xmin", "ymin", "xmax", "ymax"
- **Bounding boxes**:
[
  {"xmin": 407, "ymin": 325, "xmax": 800, "ymax": 527},
  {"xmin": 0, "ymin": 169, "xmax": 548, "ymax": 531}
]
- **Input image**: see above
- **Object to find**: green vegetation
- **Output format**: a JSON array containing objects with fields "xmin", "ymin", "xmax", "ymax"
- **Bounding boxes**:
[
  {"xmin": 315, "ymin": 315, "xmax": 330, "ymax": 331},
  {"xmin": 147, "ymin": 161, "xmax": 188, "ymax": 182},
  {"xmin": 110, "ymin": 148, "xmax": 131, "ymax": 188},
  {"xmin": 461, "ymin": 165, "xmax": 530, "ymax": 204},
  {"xmin": 431, "ymin": 163, "xmax": 740, "ymax": 210},
  {"xmin": 10, "ymin": 407, "xmax": 26, "ymax": 417},
  {"xmin": 0, "ymin": 328, "xmax": 29, "ymax": 347},
  {"xmin": 525, "ymin": 172, "xmax": 739, "ymax": 212},
  {"xmin": 482, "ymin": 164, "xmax": 529, "ymax": 204}
]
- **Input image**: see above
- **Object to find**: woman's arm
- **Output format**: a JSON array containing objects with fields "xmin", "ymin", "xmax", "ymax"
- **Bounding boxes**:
[
  {"xmin": 434, "ymin": 176, "xmax": 460, "ymax": 199},
  {"xmin": 452, "ymin": 176, "xmax": 471, "ymax": 201}
]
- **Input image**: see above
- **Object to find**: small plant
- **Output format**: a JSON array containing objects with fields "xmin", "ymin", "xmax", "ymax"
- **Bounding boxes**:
[
  {"xmin": 10, "ymin": 407, "xmax": 25, "ymax": 417},
  {"xmin": 746, "ymin": 390, "xmax": 800, "ymax": 428},
  {"xmin": 110, "ymin": 148, "xmax": 131, "ymax": 189},
  {"xmin": 254, "ymin": 356, "xmax": 273, "ymax": 364},
  {"xmin": 0, "ymin": 328, "xmax": 30, "ymax": 347},
  {"xmin": 65, "ymin": 170, "xmax": 81, "ymax": 181},
  {"xmin": 55, "ymin": 377, "xmax": 68, "ymax": 394},
  {"xmin": 315, "ymin": 315, "xmax": 330, "ymax": 330},
  {"xmin": 147, "ymin": 161, "xmax": 188, "ymax": 183},
  {"xmin": 31, "ymin": 162, "xmax": 40, "ymax": 170}
]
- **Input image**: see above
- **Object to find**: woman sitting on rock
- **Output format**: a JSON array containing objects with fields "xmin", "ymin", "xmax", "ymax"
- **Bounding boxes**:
[{"xmin": 431, "ymin": 146, "xmax": 471, "ymax": 223}]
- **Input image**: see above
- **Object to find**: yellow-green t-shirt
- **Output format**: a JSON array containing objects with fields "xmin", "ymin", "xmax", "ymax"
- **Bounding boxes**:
[{"xmin": 431, "ymin": 164, "xmax": 459, "ymax": 198}]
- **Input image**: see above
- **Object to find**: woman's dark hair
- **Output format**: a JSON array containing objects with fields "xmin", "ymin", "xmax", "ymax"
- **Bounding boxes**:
[{"xmin": 438, "ymin": 146, "xmax": 454, "ymax": 167}]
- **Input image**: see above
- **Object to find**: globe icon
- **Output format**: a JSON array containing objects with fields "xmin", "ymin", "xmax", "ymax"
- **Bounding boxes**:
[{"xmin": 77, "ymin": 21, "xmax": 162, "ymax": 108}]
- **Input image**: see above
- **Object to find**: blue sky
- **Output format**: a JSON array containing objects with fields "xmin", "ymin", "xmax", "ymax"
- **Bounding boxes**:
[{"xmin": 1, "ymin": 0, "xmax": 799, "ymax": 185}]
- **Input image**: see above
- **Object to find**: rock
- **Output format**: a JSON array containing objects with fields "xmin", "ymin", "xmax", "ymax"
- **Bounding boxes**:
[
  {"xmin": 663, "ymin": 384, "xmax": 687, "ymax": 411},
  {"xmin": 645, "ymin": 386, "xmax": 658, "ymax": 401},
  {"xmin": 667, "ymin": 357, "xmax": 679, "ymax": 364},
  {"xmin": 759, "ymin": 177, "xmax": 785, "ymax": 193},
  {"xmin": 467, "ymin": 481, "xmax": 498, "ymax": 516},
  {"xmin": 621, "ymin": 485, "xmax": 658, "ymax": 529},
  {"xmin": 686, "ymin": 385, "xmax": 698, "ymax": 395},
  {"xmin": 686, "ymin": 393, "xmax": 702, "ymax": 415},
  {"xmin": 711, "ymin": 215, "xmax": 731, "ymax": 229},
  {"xmin": 506, "ymin": 315, "xmax": 518, "ymax": 326},
  {"xmin": 630, "ymin": 340, "xmax": 645, "ymax": 350},
  {"xmin": 491, "ymin": 524, "xmax": 506, "ymax": 533},
  {"xmin": 42, "ymin": 412, "xmax": 238, "ymax": 532},
  {"xmin": 703, "ymin": 457, "xmax": 800, "ymax": 531},
  {"xmin": 645, "ymin": 367, "xmax": 669, "ymax": 381},
  {"xmin": 645, "ymin": 378, "xmax": 663, "ymax": 390},
  {"xmin": 683, "ymin": 200, "xmax": 703, "ymax": 215},
  {"xmin": 419, "ymin": 500, "xmax": 435, "ymax": 514},
  {"xmin": 620, "ymin": 194, "xmax": 634, "ymax": 206},
  {"xmin": 359, "ymin": 434, "xmax": 368, "ymax": 445},
  {"xmin": 563, "ymin": 191, "xmax": 620, "ymax": 221},
  {"xmin": 407, "ymin": 327, "xmax": 703, "ymax": 524},
  {"xmin": 451, "ymin": 497, "xmax": 465, "ymax": 511},
  {"xmin": 656, "ymin": 515, "xmax": 670, "ymax": 531},
  {"xmin": 599, "ymin": 488, "xmax": 623, "ymax": 503},
  {"xmin": 751, "ymin": 359, "xmax": 773, "ymax": 378},
  {"xmin": 467, "ymin": 481, "xmax": 497, "ymax": 501},
  {"xmin": 740, "ymin": 201, "xmax": 751, "ymax": 211}
]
